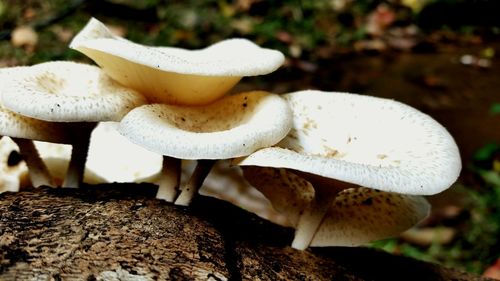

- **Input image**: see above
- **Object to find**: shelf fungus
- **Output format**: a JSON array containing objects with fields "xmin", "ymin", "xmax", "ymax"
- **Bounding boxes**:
[
  {"xmin": 70, "ymin": 18, "xmax": 285, "ymax": 106},
  {"xmin": 235, "ymin": 90, "xmax": 461, "ymax": 249},
  {"xmin": 119, "ymin": 91, "xmax": 292, "ymax": 205},
  {"xmin": 1, "ymin": 61, "xmax": 146, "ymax": 188}
]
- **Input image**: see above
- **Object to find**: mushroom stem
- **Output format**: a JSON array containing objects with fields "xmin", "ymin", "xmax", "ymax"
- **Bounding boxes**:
[
  {"xmin": 11, "ymin": 137, "xmax": 54, "ymax": 188},
  {"xmin": 62, "ymin": 122, "xmax": 96, "ymax": 188},
  {"xmin": 174, "ymin": 159, "xmax": 216, "ymax": 206},
  {"xmin": 156, "ymin": 156, "xmax": 181, "ymax": 202},
  {"xmin": 291, "ymin": 180, "xmax": 346, "ymax": 250}
]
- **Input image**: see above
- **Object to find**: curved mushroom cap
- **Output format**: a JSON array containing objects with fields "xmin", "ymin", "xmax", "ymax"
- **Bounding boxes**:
[
  {"xmin": 34, "ymin": 122, "xmax": 162, "ymax": 182},
  {"xmin": 242, "ymin": 166, "xmax": 313, "ymax": 226},
  {"xmin": 236, "ymin": 90, "xmax": 462, "ymax": 195},
  {"xmin": 0, "ymin": 105, "xmax": 69, "ymax": 143},
  {"xmin": 70, "ymin": 18, "xmax": 285, "ymax": 105},
  {"xmin": 311, "ymin": 188, "xmax": 430, "ymax": 247},
  {"xmin": 242, "ymin": 166, "xmax": 430, "ymax": 246},
  {"xmin": 1, "ymin": 61, "xmax": 146, "ymax": 122},
  {"xmin": 119, "ymin": 91, "xmax": 293, "ymax": 160},
  {"xmin": 197, "ymin": 160, "xmax": 290, "ymax": 227},
  {"xmin": 0, "ymin": 66, "xmax": 69, "ymax": 143}
]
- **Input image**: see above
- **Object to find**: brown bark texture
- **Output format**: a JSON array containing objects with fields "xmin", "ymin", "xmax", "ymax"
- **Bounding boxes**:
[{"xmin": 0, "ymin": 184, "xmax": 490, "ymax": 281}]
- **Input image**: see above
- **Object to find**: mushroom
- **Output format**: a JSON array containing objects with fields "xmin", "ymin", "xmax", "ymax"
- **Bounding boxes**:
[
  {"xmin": 1, "ymin": 61, "xmax": 147, "ymax": 187},
  {"xmin": 34, "ymin": 122, "xmax": 162, "ymax": 183},
  {"xmin": 0, "ymin": 65, "xmax": 67, "ymax": 188},
  {"xmin": 235, "ymin": 90, "xmax": 461, "ymax": 249},
  {"xmin": 193, "ymin": 160, "xmax": 290, "ymax": 226},
  {"xmin": 0, "ymin": 121, "xmax": 161, "ymax": 191},
  {"xmin": 0, "ymin": 137, "xmax": 28, "ymax": 193},
  {"xmin": 70, "ymin": 18, "xmax": 285, "ymax": 105},
  {"xmin": 242, "ymin": 166, "xmax": 430, "ymax": 247},
  {"xmin": 0, "ymin": 100, "xmax": 69, "ymax": 188},
  {"xmin": 118, "ymin": 91, "xmax": 292, "ymax": 204}
]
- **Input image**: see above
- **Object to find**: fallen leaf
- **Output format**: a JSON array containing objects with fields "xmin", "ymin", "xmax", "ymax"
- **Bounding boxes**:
[
  {"xmin": 484, "ymin": 259, "xmax": 500, "ymax": 280},
  {"xmin": 400, "ymin": 227, "xmax": 456, "ymax": 246}
]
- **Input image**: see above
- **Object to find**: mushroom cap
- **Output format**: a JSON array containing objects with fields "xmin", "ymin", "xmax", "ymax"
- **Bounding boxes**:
[
  {"xmin": 311, "ymin": 188, "xmax": 430, "ymax": 247},
  {"xmin": 34, "ymin": 122, "xmax": 162, "ymax": 183},
  {"xmin": 1, "ymin": 61, "xmax": 146, "ymax": 122},
  {"xmin": 193, "ymin": 160, "xmax": 290, "ymax": 227},
  {"xmin": 242, "ymin": 166, "xmax": 430, "ymax": 246},
  {"xmin": 1, "ymin": 66, "xmax": 70, "ymax": 143},
  {"xmin": 118, "ymin": 91, "xmax": 293, "ymax": 160},
  {"xmin": 242, "ymin": 166, "xmax": 313, "ymax": 226},
  {"xmin": 0, "ymin": 105, "xmax": 70, "ymax": 143},
  {"xmin": 236, "ymin": 90, "xmax": 462, "ymax": 195},
  {"xmin": 69, "ymin": 18, "xmax": 285, "ymax": 105}
]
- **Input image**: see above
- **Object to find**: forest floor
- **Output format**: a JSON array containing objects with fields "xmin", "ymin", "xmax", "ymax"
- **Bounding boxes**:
[{"xmin": 0, "ymin": 0, "xmax": 499, "ymax": 277}]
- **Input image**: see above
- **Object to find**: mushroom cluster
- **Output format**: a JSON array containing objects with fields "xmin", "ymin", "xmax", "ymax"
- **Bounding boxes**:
[{"xmin": 0, "ymin": 18, "xmax": 461, "ymax": 250}]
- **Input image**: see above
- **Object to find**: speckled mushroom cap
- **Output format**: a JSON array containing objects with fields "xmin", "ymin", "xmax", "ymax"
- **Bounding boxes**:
[
  {"xmin": 70, "ymin": 18, "xmax": 285, "ymax": 105},
  {"xmin": 242, "ymin": 166, "xmax": 430, "ymax": 246},
  {"xmin": 311, "ymin": 188, "xmax": 429, "ymax": 247},
  {"xmin": 1, "ymin": 61, "xmax": 146, "ymax": 122},
  {"xmin": 236, "ymin": 90, "xmax": 462, "ymax": 195},
  {"xmin": 118, "ymin": 91, "xmax": 293, "ymax": 160},
  {"xmin": 1, "ymin": 66, "xmax": 68, "ymax": 143},
  {"xmin": 0, "ymin": 104, "xmax": 69, "ymax": 143}
]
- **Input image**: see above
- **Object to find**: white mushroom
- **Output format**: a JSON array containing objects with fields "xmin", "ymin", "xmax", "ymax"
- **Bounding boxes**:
[
  {"xmin": 236, "ymin": 90, "xmax": 461, "ymax": 249},
  {"xmin": 119, "ymin": 91, "xmax": 292, "ymax": 204},
  {"xmin": 41, "ymin": 157, "xmax": 106, "ymax": 186},
  {"xmin": 34, "ymin": 122, "xmax": 162, "ymax": 183},
  {"xmin": 198, "ymin": 160, "xmax": 289, "ymax": 227},
  {"xmin": 0, "ymin": 65, "xmax": 72, "ymax": 188},
  {"xmin": 0, "ymin": 121, "xmax": 161, "ymax": 191},
  {"xmin": 242, "ymin": 166, "xmax": 430, "ymax": 247},
  {"xmin": 0, "ymin": 113, "xmax": 65, "ymax": 188},
  {"xmin": 0, "ymin": 137, "xmax": 28, "ymax": 193},
  {"xmin": 70, "ymin": 18, "xmax": 285, "ymax": 105},
  {"xmin": 1, "ymin": 61, "xmax": 147, "ymax": 188}
]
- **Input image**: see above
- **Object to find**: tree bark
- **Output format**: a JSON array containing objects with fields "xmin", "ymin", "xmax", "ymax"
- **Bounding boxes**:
[{"xmin": 0, "ymin": 184, "xmax": 490, "ymax": 281}]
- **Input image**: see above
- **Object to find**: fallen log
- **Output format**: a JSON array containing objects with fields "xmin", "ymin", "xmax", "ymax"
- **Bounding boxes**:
[{"xmin": 0, "ymin": 184, "xmax": 489, "ymax": 280}]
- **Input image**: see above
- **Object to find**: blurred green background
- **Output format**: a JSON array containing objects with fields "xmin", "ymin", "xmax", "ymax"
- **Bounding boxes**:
[{"xmin": 0, "ymin": 0, "xmax": 499, "ymax": 277}]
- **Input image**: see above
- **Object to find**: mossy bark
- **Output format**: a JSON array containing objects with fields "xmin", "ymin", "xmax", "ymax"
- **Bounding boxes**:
[{"xmin": 0, "ymin": 184, "xmax": 489, "ymax": 281}]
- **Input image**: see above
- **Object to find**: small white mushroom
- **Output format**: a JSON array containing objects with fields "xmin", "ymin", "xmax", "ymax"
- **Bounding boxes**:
[
  {"xmin": 119, "ymin": 91, "xmax": 292, "ymax": 204},
  {"xmin": 144, "ymin": 160, "xmax": 289, "ymax": 226},
  {"xmin": 41, "ymin": 157, "xmax": 106, "ymax": 186},
  {"xmin": 236, "ymin": 90, "xmax": 461, "ymax": 249},
  {"xmin": 198, "ymin": 160, "xmax": 289, "ymax": 227},
  {"xmin": 242, "ymin": 166, "xmax": 430, "ymax": 247},
  {"xmin": 0, "ymin": 137, "xmax": 28, "ymax": 193},
  {"xmin": 34, "ymin": 122, "xmax": 163, "ymax": 183},
  {"xmin": 0, "ymin": 114, "xmax": 65, "ymax": 188},
  {"xmin": 242, "ymin": 167, "xmax": 314, "ymax": 226},
  {"xmin": 70, "ymin": 18, "xmax": 285, "ymax": 105},
  {"xmin": 1, "ymin": 61, "xmax": 147, "ymax": 188},
  {"xmin": 0, "ymin": 65, "xmax": 71, "ymax": 188}
]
